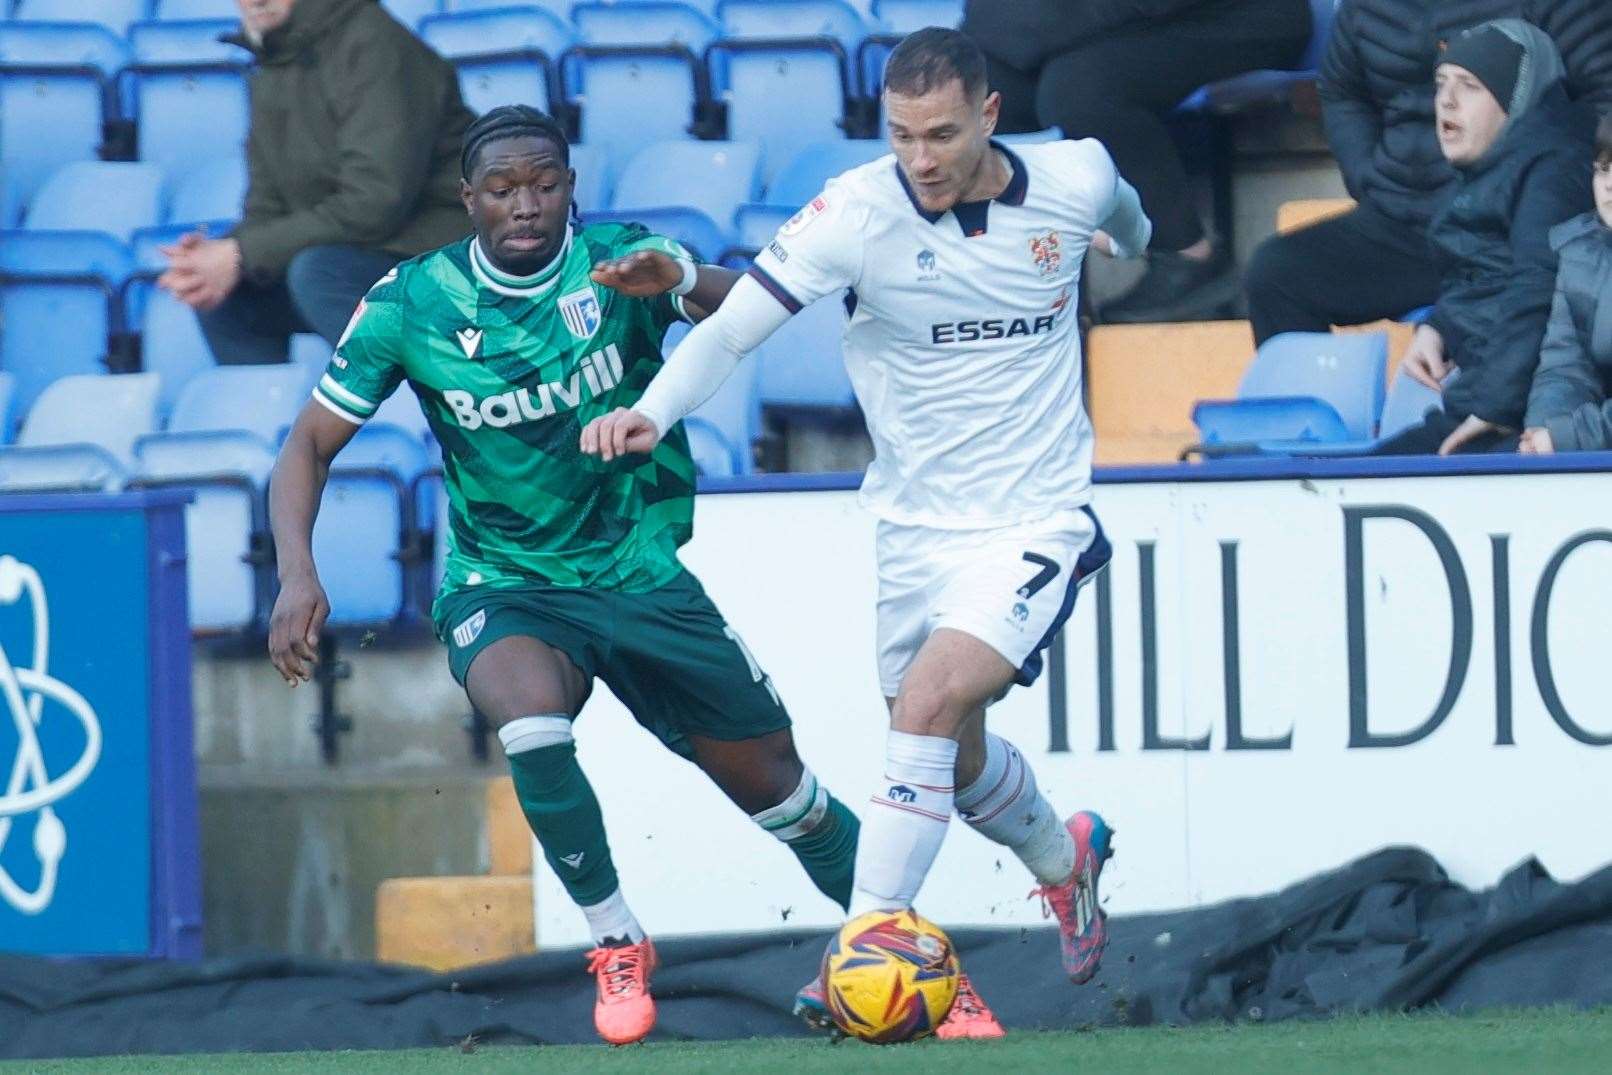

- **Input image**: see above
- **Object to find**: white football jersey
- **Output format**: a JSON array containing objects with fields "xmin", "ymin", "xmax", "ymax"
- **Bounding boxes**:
[{"xmin": 751, "ymin": 139, "xmax": 1149, "ymax": 530}]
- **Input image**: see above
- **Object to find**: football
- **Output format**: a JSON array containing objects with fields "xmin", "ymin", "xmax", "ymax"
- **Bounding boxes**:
[{"xmin": 821, "ymin": 909, "xmax": 961, "ymax": 1043}]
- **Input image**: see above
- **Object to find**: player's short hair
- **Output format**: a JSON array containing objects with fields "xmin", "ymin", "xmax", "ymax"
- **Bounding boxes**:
[
  {"xmin": 461, "ymin": 105, "xmax": 569, "ymax": 180},
  {"xmin": 882, "ymin": 27, "xmax": 987, "ymax": 102},
  {"xmin": 1597, "ymin": 113, "xmax": 1612, "ymax": 167}
]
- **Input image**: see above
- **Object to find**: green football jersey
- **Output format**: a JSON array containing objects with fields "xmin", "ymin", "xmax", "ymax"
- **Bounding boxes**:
[{"xmin": 313, "ymin": 223, "xmax": 698, "ymax": 626}]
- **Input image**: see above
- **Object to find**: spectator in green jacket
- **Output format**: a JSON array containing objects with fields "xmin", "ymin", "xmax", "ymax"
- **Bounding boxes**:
[{"xmin": 158, "ymin": 0, "xmax": 474, "ymax": 365}]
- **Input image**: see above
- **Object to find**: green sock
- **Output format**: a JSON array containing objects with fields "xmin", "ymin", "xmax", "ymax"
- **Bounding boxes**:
[
  {"xmin": 753, "ymin": 770, "xmax": 861, "ymax": 911},
  {"xmin": 506, "ymin": 736, "xmax": 619, "ymax": 907}
]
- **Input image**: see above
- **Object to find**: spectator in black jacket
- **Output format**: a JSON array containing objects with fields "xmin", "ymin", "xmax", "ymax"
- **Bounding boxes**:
[
  {"xmin": 1245, "ymin": 0, "xmax": 1612, "ymax": 345},
  {"xmin": 1376, "ymin": 20, "xmax": 1593, "ymax": 455},
  {"xmin": 1520, "ymin": 114, "xmax": 1612, "ymax": 454},
  {"xmin": 962, "ymin": 0, "xmax": 1313, "ymax": 323}
]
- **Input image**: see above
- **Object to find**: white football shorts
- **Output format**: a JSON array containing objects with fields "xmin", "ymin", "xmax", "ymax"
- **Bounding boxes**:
[{"xmin": 874, "ymin": 507, "xmax": 1111, "ymax": 698}]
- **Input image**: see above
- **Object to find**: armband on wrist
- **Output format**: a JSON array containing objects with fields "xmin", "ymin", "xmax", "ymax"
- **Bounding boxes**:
[{"xmin": 670, "ymin": 257, "xmax": 698, "ymax": 296}]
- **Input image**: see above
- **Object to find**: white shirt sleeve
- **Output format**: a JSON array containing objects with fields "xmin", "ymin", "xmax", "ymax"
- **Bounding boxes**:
[
  {"xmin": 1084, "ymin": 141, "xmax": 1152, "ymax": 259},
  {"xmin": 747, "ymin": 180, "xmax": 866, "ymax": 312},
  {"xmin": 633, "ymin": 273, "xmax": 794, "ymax": 436}
]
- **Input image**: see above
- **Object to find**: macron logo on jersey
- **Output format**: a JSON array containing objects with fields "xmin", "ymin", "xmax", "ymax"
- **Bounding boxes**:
[{"xmin": 443, "ymin": 343, "xmax": 627, "ymax": 431}]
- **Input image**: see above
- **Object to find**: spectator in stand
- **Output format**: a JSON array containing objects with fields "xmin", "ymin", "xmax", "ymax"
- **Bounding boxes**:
[
  {"xmin": 1520, "ymin": 115, "xmax": 1612, "ymax": 454},
  {"xmin": 1245, "ymin": 0, "xmax": 1612, "ymax": 346},
  {"xmin": 158, "ymin": 0, "xmax": 474, "ymax": 364},
  {"xmin": 1377, "ymin": 20, "xmax": 1592, "ymax": 456},
  {"xmin": 961, "ymin": 0, "xmax": 1313, "ymax": 323}
]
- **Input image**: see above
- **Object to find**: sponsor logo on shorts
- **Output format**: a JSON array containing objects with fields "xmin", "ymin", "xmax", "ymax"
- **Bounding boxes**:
[
  {"xmin": 451, "ymin": 609, "xmax": 486, "ymax": 649},
  {"xmin": 1010, "ymin": 601, "xmax": 1030, "ymax": 626},
  {"xmin": 887, "ymin": 784, "xmax": 917, "ymax": 804}
]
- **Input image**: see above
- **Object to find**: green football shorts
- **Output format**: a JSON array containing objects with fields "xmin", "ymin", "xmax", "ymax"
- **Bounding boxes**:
[{"xmin": 435, "ymin": 569, "xmax": 791, "ymax": 757}]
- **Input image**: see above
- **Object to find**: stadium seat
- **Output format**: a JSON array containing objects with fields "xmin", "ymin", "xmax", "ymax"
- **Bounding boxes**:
[
  {"xmin": 13, "ymin": 0, "xmax": 148, "ymax": 35},
  {"xmin": 133, "ymin": 284, "xmax": 214, "ymax": 419},
  {"xmin": 734, "ymin": 138, "xmax": 885, "ymax": 250},
  {"xmin": 380, "ymin": 0, "xmax": 442, "ymax": 26},
  {"xmin": 167, "ymin": 154, "xmax": 247, "ymax": 226},
  {"xmin": 565, "ymin": 45, "xmax": 705, "ymax": 171},
  {"xmin": 1262, "ymin": 368, "xmax": 1443, "ymax": 457},
  {"xmin": 1086, "ymin": 320, "xmax": 1253, "ymax": 465},
  {"xmin": 610, "ymin": 139, "xmax": 762, "ymax": 242},
  {"xmin": 1176, "ymin": 0, "xmax": 1337, "ymax": 114},
  {"xmin": 1276, "ymin": 197, "xmax": 1355, "ymax": 235},
  {"xmin": 317, "ymin": 421, "xmax": 431, "ymax": 626},
  {"xmin": 0, "ymin": 371, "xmax": 160, "ymax": 493},
  {"xmin": 568, "ymin": 143, "xmax": 611, "ymax": 213},
  {"xmin": 871, "ymin": 0, "xmax": 961, "ymax": 33},
  {"xmin": 718, "ymin": 0, "xmax": 867, "ymax": 47},
  {"xmin": 132, "ymin": 364, "xmax": 315, "ymax": 633},
  {"xmin": 580, "ymin": 206, "xmax": 731, "ymax": 264},
  {"xmin": 25, "ymin": 160, "xmax": 165, "ymax": 241},
  {"xmin": 998, "ymin": 127, "xmax": 1063, "ymax": 145},
  {"xmin": 127, "ymin": 19, "xmax": 244, "ymax": 65},
  {"xmin": 572, "ymin": 2, "xmax": 719, "ymax": 48},
  {"xmin": 709, "ymin": 38, "xmax": 852, "ymax": 181},
  {"xmin": 418, "ymin": 8, "xmax": 570, "ymax": 115},
  {"xmin": 0, "ymin": 373, "xmax": 17, "ymax": 445},
  {"xmin": 684, "ymin": 415, "xmax": 741, "ymax": 476},
  {"xmin": 154, "ymin": 0, "xmax": 242, "ymax": 17},
  {"xmin": 0, "ymin": 229, "xmax": 132, "ymax": 419},
  {"xmin": 126, "ymin": 29, "xmax": 251, "ymax": 181},
  {"xmin": 0, "ymin": 23, "xmax": 127, "ymax": 218},
  {"xmin": 1189, "ymin": 330, "xmax": 1388, "ymax": 452},
  {"xmin": 755, "ymin": 293, "xmax": 853, "ymax": 412},
  {"xmin": 446, "ymin": 0, "xmax": 570, "ymax": 16}
]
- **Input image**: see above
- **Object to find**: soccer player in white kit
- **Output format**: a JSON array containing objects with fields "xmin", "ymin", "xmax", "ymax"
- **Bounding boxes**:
[{"xmin": 581, "ymin": 27, "xmax": 1151, "ymax": 1038}]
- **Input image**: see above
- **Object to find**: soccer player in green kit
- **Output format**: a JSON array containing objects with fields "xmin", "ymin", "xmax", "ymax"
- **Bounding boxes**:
[{"xmin": 266, "ymin": 106, "xmax": 860, "ymax": 1046}]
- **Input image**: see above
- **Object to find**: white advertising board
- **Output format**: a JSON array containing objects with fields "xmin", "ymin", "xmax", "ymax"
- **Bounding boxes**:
[{"xmin": 537, "ymin": 469, "xmax": 1612, "ymax": 948}]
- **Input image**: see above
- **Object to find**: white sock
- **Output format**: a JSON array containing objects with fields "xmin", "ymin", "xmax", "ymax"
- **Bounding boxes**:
[
  {"xmin": 579, "ymin": 888, "xmax": 644, "ymax": 946},
  {"xmin": 954, "ymin": 733, "xmax": 1075, "ymax": 887},
  {"xmin": 848, "ymin": 730, "xmax": 958, "ymax": 917}
]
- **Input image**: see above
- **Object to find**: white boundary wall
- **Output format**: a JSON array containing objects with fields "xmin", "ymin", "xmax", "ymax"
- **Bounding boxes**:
[{"xmin": 536, "ymin": 470, "xmax": 1612, "ymax": 948}]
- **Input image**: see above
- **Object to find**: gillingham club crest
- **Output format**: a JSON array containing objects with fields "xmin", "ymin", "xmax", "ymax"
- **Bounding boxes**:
[
  {"xmin": 559, "ymin": 287, "xmax": 602, "ymax": 340},
  {"xmin": 1028, "ymin": 230, "xmax": 1062, "ymax": 278}
]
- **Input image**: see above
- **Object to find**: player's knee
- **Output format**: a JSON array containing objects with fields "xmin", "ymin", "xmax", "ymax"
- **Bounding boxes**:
[{"xmin": 890, "ymin": 679, "xmax": 968, "ymax": 738}]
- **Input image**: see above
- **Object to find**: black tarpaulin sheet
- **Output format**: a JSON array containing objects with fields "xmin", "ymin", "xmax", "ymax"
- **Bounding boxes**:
[{"xmin": 4, "ymin": 847, "xmax": 1611, "ymax": 1058}]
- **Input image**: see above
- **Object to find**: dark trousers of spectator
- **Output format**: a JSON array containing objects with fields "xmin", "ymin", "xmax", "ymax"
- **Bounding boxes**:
[
  {"xmin": 198, "ymin": 244, "xmax": 401, "ymax": 365},
  {"xmin": 1244, "ymin": 204, "xmax": 1444, "ymax": 345},
  {"xmin": 1372, "ymin": 409, "xmax": 1520, "ymax": 455},
  {"xmin": 984, "ymin": 0, "xmax": 1311, "ymax": 252}
]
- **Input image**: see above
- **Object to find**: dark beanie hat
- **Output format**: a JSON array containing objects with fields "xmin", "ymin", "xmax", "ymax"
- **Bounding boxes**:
[{"xmin": 1440, "ymin": 25, "xmax": 1526, "ymax": 112}]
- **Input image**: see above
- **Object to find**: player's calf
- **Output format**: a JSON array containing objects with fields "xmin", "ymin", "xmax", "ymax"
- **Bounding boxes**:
[{"xmin": 750, "ymin": 766, "xmax": 860, "ymax": 910}]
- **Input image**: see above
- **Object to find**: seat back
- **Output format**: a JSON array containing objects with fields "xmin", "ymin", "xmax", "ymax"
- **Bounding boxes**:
[
  {"xmin": 0, "ymin": 60, "xmax": 112, "ymax": 221},
  {"xmin": 1240, "ymin": 330, "xmax": 1387, "ymax": 440},
  {"xmin": 570, "ymin": 51, "xmax": 701, "ymax": 168},
  {"xmin": 14, "ymin": 0, "xmax": 148, "ymax": 35},
  {"xmin": 872, "ymin": 0, "xmax": 961, "ymax": 33},
  {"xmin": 719, "ymin": 0, "xmax": 866, "ymax": 45},
  {"xmin": 129, "ymin": 19, "xmax": 247, "ymax": 64},
  {"xmin": 133, "ymin": 66, "xmax": 249, "ymax": 178},
  {"xmin": 156, "ymin": 0, "xmax": 243, "ymax": 17},
  {"xmin": 1378, "ymin": 369, "xmax": 1443, "ymax": 440},
  {"xmin": 26, "ymin": 161, "xmax": 166, "ymax": 241},
  {"xmin": 0, "ymin": 372, "xmax": 19, "ymax": 444},
  {"xmin": 1192, "ymin": 396, "xmax": 1352, "ymax": 446},
  {"xmin": 612, "ymin": 139, "xmax": 761, "ymax": 231},
  {"xmin": 765, "ymin": 139, "xmax": 886, "ymax": 206},
  {"xmin": 381, "ymin": 0, "xmax": 442, "ymax": 26},
  {"xmin": 167, "ymin": 364, "xmax": 313, "ymax": 441},
  {"xmin": 715, "ymin": 43, "xmax": 848, "ymax": 182},
  {"xmin": 0, "ymin": 271, "xmax": 122, "ymax": 417},
  {"xmin": 568, "ymin": 143, "xmax": 612, "ymax": 213},
  {"xmin": 581, "ymin": 206, "xmax": 730, "ymax": 263},
  {"xmin": 138, "ymin": 284, "xmax": 216, "ymax": 419},
  {"xmin": 573, "ymin": 2, "xmax": 718, "ymax": 48},
  {"xmin": 756, "ymin": 293, "xmax": 853, "ymax": 410},
  {"xmin": 168, "ymin": 155, "xmax": 247, "ymax": 224},
  {"xmin": 20, "ymin": 371, "xmax": 160, "ymax": 467},
  {"xmin": 683, "ymin": 415, "xmax": 740, "ymax": 477},
  {"xmin": 680, "ymin": 322, "xmax": 759, "ymax": 471}
]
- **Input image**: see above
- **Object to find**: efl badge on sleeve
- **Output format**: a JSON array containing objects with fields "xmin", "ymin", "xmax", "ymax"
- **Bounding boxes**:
[
  {"xmin": 780, "ymin": 195, "xmax": 829, "ymax": 236},
  {"xmin": 1028, "ymin": 230, "xmax": 1062, "ymax": 278},
  {"xmin": 559, "ymin": 287, "xmax": 602, "ymax": 340}
]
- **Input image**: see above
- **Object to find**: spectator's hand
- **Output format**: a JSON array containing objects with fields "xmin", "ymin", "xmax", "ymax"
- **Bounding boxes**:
[
  {"xmin": 1090, "ymin": 230, "xmax": 1115, "ymax": 257},
  {"xmin": 159, "ymin": 236, "xmax": 242, "ymax": 312},
  {"xmin": 1519, "ymin": 427, "xmax": 1555, "ymax": 454},
  {"xmin": 590, "ymin": 250, "xmax": 685, "ymax": 297},
  {"xmin": 580, "ymin": 407, "xmax": 662, "ymax": 462},
  {"xmin": 268, "ymin": 568, "xmax": 329, "ymax": 687},
  {"xmin": 1400, "ymin": 324, "xmax": 1451, "ymax": 390},
  {"xmin": 1438, "ymin": 414, "xmax": 1511, "ymax": 456}
]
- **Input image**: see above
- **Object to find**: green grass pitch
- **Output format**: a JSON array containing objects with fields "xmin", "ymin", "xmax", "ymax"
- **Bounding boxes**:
[{"xmin": 7, "ymin": 1008, "xmax": 1611, "ymax": 1075}]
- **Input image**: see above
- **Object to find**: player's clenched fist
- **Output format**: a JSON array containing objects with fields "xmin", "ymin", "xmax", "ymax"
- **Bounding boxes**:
[
  {"xmin": 581, "ymin": 407, "xmax": 663, "ymax": 462},
  {"xmin": 268, "ymin": 569, "xmax": 330, "ymax": 687}
]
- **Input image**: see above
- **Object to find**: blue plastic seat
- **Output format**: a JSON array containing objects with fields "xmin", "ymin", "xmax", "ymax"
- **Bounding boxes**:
[
  {"xmin": 169, "ymin": 154, "xmax": 247, "ymax": 225},
  {"xmin": 133, "ymin": 364, "xmax": 315, "ymax": 633},
  {"xmin": 669, "ymin": 321, "xmax": 759, "ymax": 473},
  {"xmin": 154, "ymin": 0, "xmax": 242, "ymax": 17},
  {"xmin": 756, "ymin": 293, "xmax": 853, "ymax": 411},
  {"xmin": 0, "ymin": 371, "xmax": 161, "ymax": 493},
  {"xmin": 735, "ymin": 138, "xmax": 884, "ymax": 249},
  {"xmin": 568, "ymin": 143, "xmax": 611, "ymax": 213},
  {"xmin": 580, "ymin": 206, "xmax": 730, "ymax": 264},
  {"xmin": 446, "ymin": 0, "xmax": 571, "ymax": 16},
  {"xmin": 872, "ymin": 0, "xmax": 960, "ymax": 32},
  {"xmin": 610, "ymin": 139, "xmax": 761, "ymax": 242},
  {"xmin": 0, "ymin": 24, "xmax": 127, "ymax": 218},
  {"xmin": 419, "ymin": 7, "xmax": 569, "ymax": 115},
  {"xmin": 0, "ymin": 373, "xmax": 17, "ymax": 444},
  {"xmin": 13, "ymin": 0, "xmax": 148, "ymax": 35},
  {"xmin": 719, "ymin": 0, "xmax": 867, "ymax": 46},
  {"xmin": 684, "ymin": 415, "xmax": 740, "ymax": 476},
  {"xmin": 1177, "ymin": 0, "xmax": 1336, "ymax": 114},
  {"xmin": 573, "ymin": 2, "xmax": 718, "ymax": 48},
  {"xmin": 381, "ymin": 0, "xmax": 443, "ymax": 26},
  {"xmin": 317, "ymin": 421, "xmax": 431, "ymax": 626},
  {"xmin": 1262, "ymin": 368, "xmax": 1444, "ymax": 457},
  {"xmin": 1191, "ymin": 330, "xmax": 1388, "ymax": 451},
  {"xmin": 133, "ymin": 284, "xmax": 214, "ymax": 420},
  {"xmin": 710, "ymin": 38, "xmax": 852, "ymax": 181},
  {"xmin": 126, "ymin": 31, "xmax": 251, "ymax": 181},
  {"xmin": 565, "ymin": 45, "xmax": 704, "ymax": 171},
  {"xmin": 26, "ymin": 161, "xmax": 166, "ymax": 241}
]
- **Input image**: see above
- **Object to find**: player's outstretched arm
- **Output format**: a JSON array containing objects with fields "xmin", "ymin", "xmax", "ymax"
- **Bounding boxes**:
[
  {"xmin": 1098, "ymin": 173, "xmax": 1152, "ymax": 260},
  {"xmin": 267, "ymin": 402, "xmax": 360, "ymax": 686},
  {"xmin": 589, "ymin": 250, "xmax": 741, "ymax": 321},
  {"xmin": 580, "ymin": 273, "xmax": 793, "ymax": 461}
]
